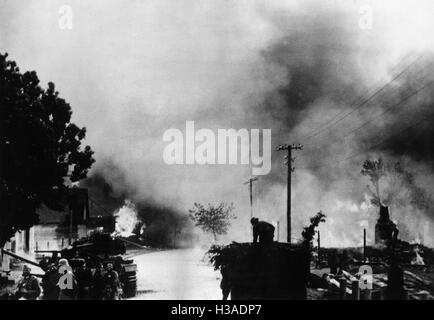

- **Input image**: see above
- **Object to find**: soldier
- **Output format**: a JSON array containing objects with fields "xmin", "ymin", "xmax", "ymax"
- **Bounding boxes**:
[
  {"xmin": 16, "ymin": 265, "xmax": 41, "ymax": 300},
  {"xmin": 41, "ymin": 263, "xmax": 60, "ymax": 300},
  {"xmin": 92, "ymin": 263, "xmax": 105, "ymax": 300},
  {"xmin": 103, "ymin": 263, "xmax": 121, "ymax": 300},
  {"xmin": 58, "ymin": 259, "xmax": 78, "ymax": 300},
  {"xmin": 75, "ymin": 259, "xmax": 93, "ymax": 300},
  {"xmin": 250, "ymin": 217, "xmax": 275, "ymax": 244}
]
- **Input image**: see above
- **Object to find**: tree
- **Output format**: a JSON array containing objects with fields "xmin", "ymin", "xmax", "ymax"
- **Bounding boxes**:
[
  {"xmin": 0, "ymin": 52, "xmax": 95, "ymax": 247},
  {"xmin": 361, "ymin": 158, "xmax": 429, "ymax": 210},
  {"xmin": 361, "ymin": 158, "xmax": 386, "ymax": 206},
  {"xmin": 301, "ymin": 211, "xmax": 326, "ymax": 249},
  {"xmin": 189, "ymin": 202, "xmax": 235, "ymax": 242}
]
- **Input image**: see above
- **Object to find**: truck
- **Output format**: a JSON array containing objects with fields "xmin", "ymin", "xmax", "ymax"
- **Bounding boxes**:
[{"xmin": 208, "ymin": 242, "xmax": 310, "ymax": 300}]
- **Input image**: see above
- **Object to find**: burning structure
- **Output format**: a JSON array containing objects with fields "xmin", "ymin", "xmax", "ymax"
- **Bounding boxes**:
[
  {"xmin": 2, "ymin": 0, "xmax": 434, "ymax": 301},
  {"xmin": 375, "ymin": 206, "xmax": 398, "ymax": 245},
  {"xmin": 113, "ymin": 200, "xmax": 140, "ymax": 238}
]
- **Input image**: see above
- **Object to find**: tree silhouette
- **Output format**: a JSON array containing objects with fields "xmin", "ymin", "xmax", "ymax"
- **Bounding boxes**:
[
  {"xmin": 361, "ymin": 158, "xmax": 386, "ymax": 206},
  {"xmin": 0, "ymin": 52, "xmax": 95, "ymax": 247},
  {"xmin": 301, "ymin": 211, "xmax": 326, "ymax": 249},
  {"xmin": 361, "ymin": 158, "xmax": 430, "ymax": 210},
  {"xmin": 189, "ymin": 202, "xmax": 235, "ymax": 242}
]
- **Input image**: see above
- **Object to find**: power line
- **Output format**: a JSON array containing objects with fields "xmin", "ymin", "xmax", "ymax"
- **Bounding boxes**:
[
  {"xmin": 301, "ymin": 79, "xmax": 434, "ymax": 156},
  {"xmin": 278, "ymin": 58, "xmax": 411, "ymax": 145},
  {"xmin": 298, "ymin": 54, "xmax": 423, "ymax": 143},
  {"xmin": 298, "ymin": 115, "xmax": 430, "ymax": 171}
]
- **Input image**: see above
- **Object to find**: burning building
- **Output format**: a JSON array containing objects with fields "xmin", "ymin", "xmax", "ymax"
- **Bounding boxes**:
[{"xmin": 375, "ymin": 206, "xmax": 398, "ymax": 245}]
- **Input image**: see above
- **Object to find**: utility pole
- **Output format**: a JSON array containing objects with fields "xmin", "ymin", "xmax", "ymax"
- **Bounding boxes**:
[
  {"xmin": 317, "ymin": 230, "xmax": 321, "ymax": 268},
  {"xmin": 68, "ymin": 203, "xmax": 73, "ymax": 245},
  {"xmin": 243, "ymin": 177, "xmax": 258, "ymax": 220},
  {"xmin": 276, "ymin": 221, "xmax": 280, "ymax": 242},
  {"xmin": 277, "ymin": 143, "xmax": 303, "ymax": 244},
  {"xmin": 363, "ymin": 228, "xmax": 367, "ymax": 263}
]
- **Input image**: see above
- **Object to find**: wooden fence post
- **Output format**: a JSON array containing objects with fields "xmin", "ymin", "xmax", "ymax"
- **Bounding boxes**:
[
  {"xmin": 339, "ymin": 279, "xmax": 347, "ymax": 300},
  {"xmin": 352, "ymin": 280, "xmax": 360, "ymax": 300}
]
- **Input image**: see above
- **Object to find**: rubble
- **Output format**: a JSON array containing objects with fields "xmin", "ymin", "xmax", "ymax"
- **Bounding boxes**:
[{"xmin": 308, "ymin": 246, "xmax": 434, "ymax": 300}]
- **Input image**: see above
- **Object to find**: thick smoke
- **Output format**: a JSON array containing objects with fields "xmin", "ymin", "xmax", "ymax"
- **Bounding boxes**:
[
  {"xmin": 257, "ymin": 2, "xmax": 434, "ymax": 246},
  {"xmin": 2, "ymin": 0, "xmax": 434, "ymax": 246}
]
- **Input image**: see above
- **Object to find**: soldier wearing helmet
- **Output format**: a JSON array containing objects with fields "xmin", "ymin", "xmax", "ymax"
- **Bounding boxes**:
[
  {"xmin": 250, "ymin": 217, "xmax": 275, "ymax": 245},
  {"xmin": 16, "ymin": 265, "xmax": 41, "ymax": 300}
]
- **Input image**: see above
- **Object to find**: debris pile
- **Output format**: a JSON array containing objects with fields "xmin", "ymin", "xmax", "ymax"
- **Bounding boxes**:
[{"xmin": 309, "ymin": 244, "xmax": 434, "ymax": 300}]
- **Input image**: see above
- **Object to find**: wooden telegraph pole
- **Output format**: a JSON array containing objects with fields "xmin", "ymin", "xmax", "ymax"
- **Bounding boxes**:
[
  {"xmin": 277, "ymin": 143, "xmax": 303, "ymax": 244},
  {"xmin": 69, "ymin": 203, "xmax": 73, "ymax": 245},
  {"xmin": 276, "ymin": 221, "xmax": 280, "ymax": 242},
  {"xmin": 244, "ymin": 177, "xmax": 258, "ymax": 220},
  {"xmin": 317, "ymin": 230, "xmax": 321, "ymax": 267},
  {"xmin": 244, "ymin": 177, "xmax": 258, "ymax": 240},
  {"xmin": 363, "ymin": 228, "xmax": 367, "ymax": 263}
]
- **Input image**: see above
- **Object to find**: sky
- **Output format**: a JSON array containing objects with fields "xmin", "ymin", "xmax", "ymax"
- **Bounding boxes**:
[{"xmin": 1, "ymin": 0, "xmax": 434, "ymax": 246}]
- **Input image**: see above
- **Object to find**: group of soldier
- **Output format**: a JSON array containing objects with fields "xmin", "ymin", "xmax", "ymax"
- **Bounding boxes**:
[{"xmin": 12, "ymin": 258, "xmax": 122, "ymax": 300}]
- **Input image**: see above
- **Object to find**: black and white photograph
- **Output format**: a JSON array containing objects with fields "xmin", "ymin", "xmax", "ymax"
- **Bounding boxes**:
[{"xmin": 1, "ymin": 0, "xmax": 434, "ymax": 306}]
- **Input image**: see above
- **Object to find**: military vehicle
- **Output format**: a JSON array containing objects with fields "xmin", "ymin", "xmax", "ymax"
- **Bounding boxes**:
[
  {"xmin": 2, "ymin": 232, "xmax": 137, "ymax": 299},
  {"xmin": 208, "ymin": 242, "xmax": 310, "ymax": 300}
]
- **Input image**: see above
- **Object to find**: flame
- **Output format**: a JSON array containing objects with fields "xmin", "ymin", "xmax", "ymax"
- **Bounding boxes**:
[
  {"xmin": 315, "ymin": 197, "xmax": 373, "ymax": 248},
  {"xmin": 114, "ymin": 200, "xmax": 139, "ymax": 237},
  {"xmin": 411, "ymin": 247, "xmax": 425, "ymax": 265}
]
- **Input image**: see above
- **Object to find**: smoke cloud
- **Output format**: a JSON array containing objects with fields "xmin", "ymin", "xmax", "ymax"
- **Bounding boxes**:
[{"xmin": 2, "ymin": 0, "xmax": 434, "ymax": 246}]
